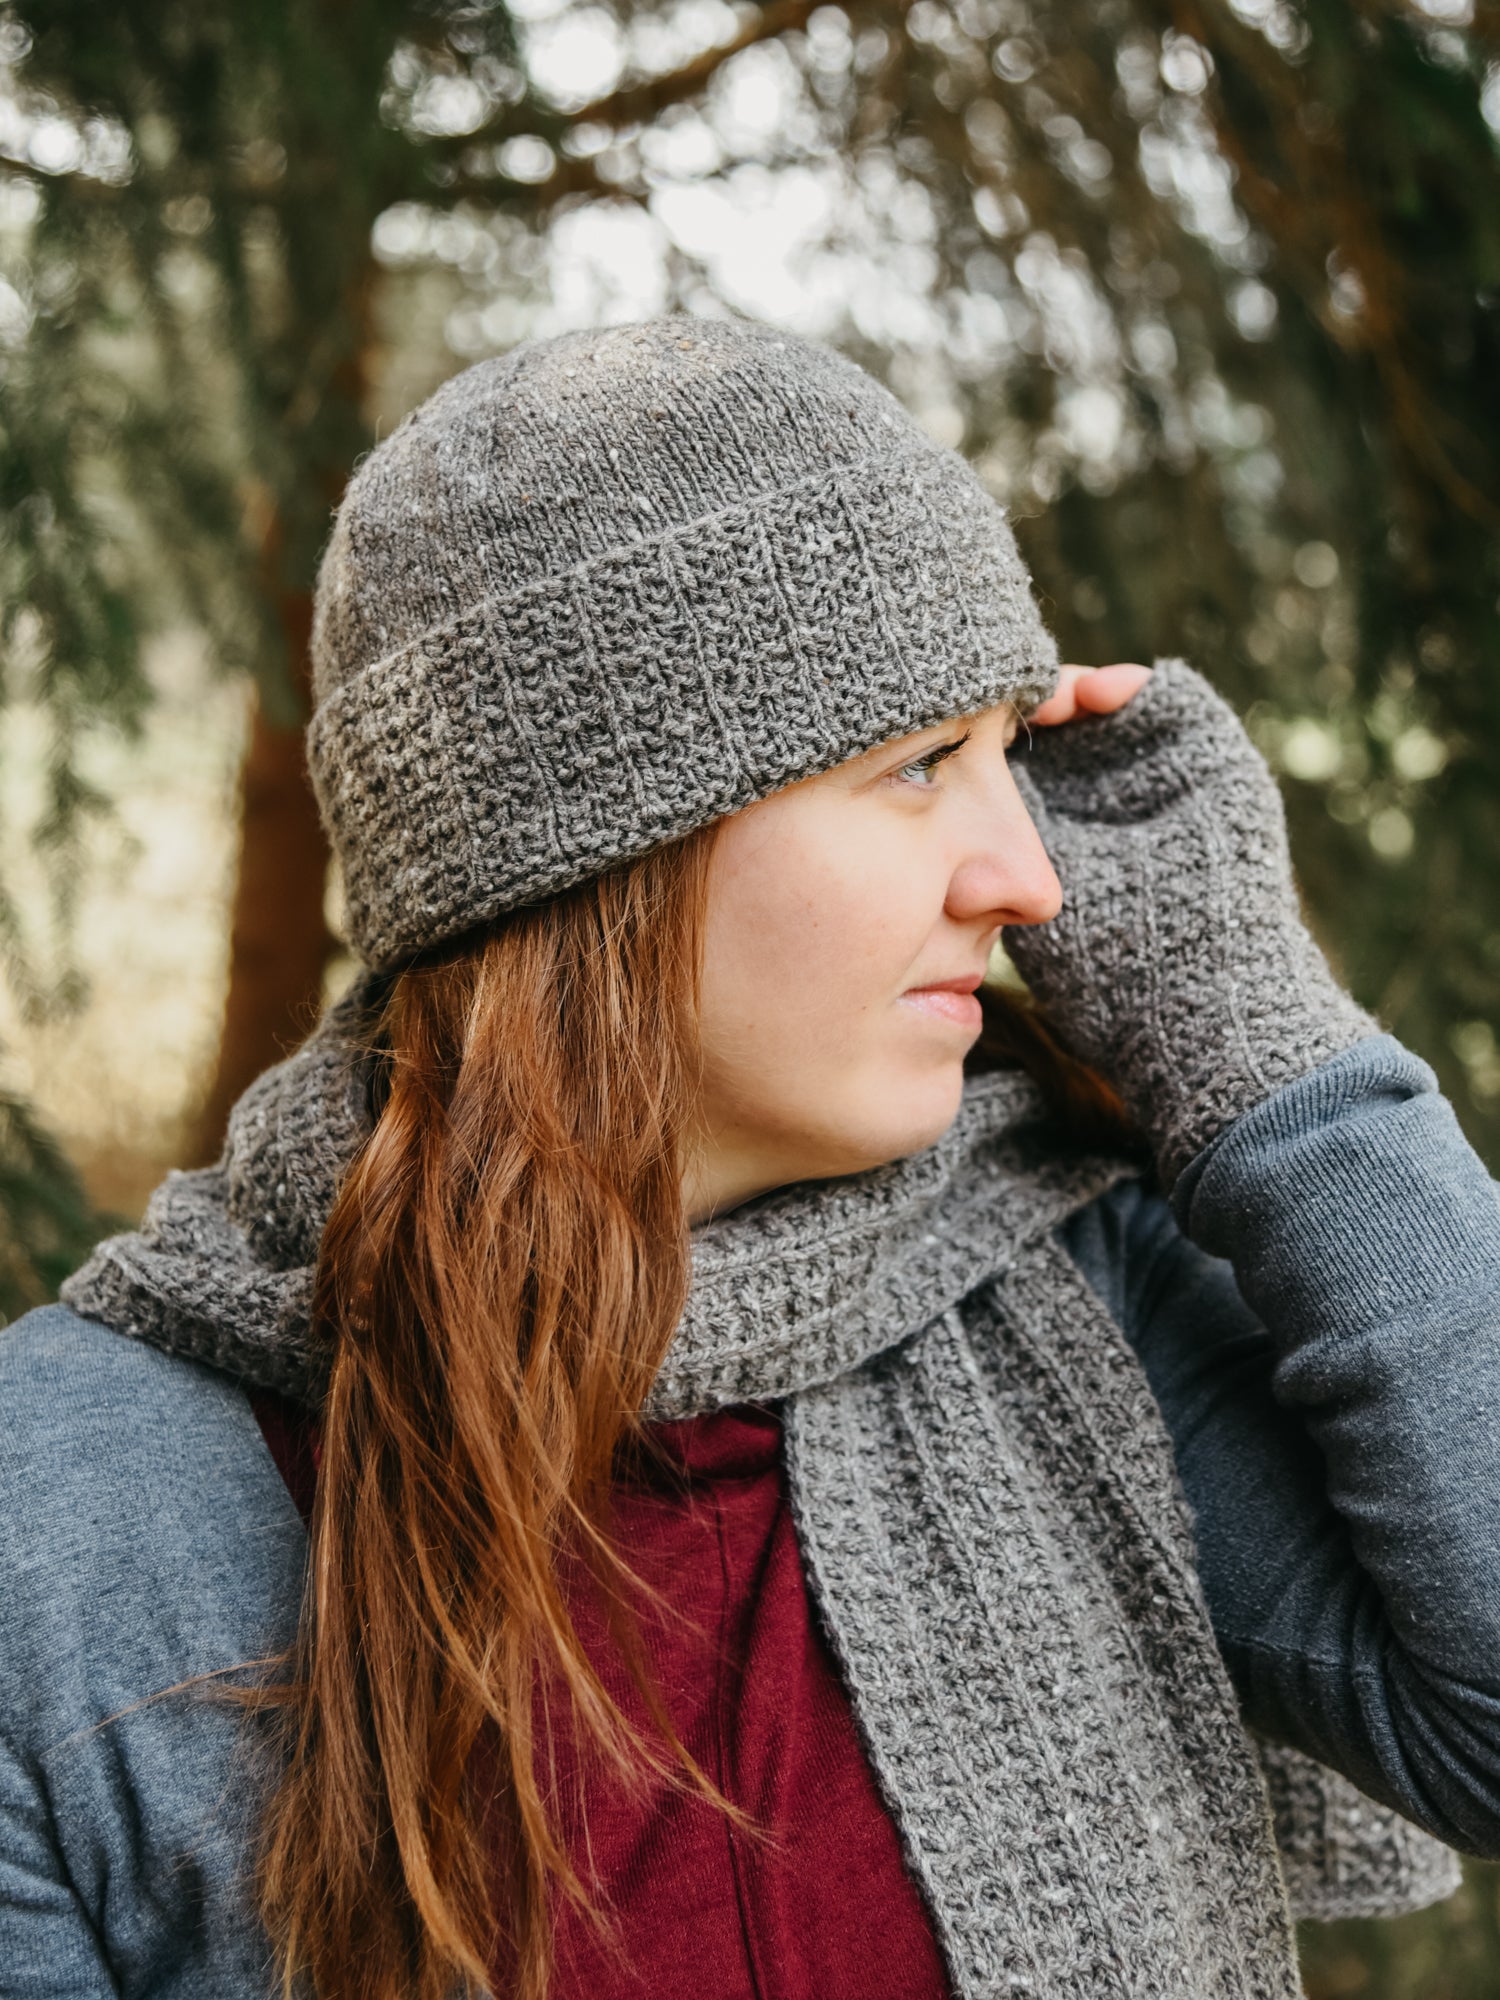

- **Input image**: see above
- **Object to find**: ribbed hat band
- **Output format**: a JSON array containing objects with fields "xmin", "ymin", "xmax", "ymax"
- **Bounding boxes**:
[{"xmin": 307, "ymin": 317, "xmax": 1058, "ymax": 968}]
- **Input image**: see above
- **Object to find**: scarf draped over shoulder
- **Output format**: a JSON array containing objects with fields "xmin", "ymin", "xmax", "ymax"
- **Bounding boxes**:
[{"xmin": 61, "ymin": 977, "xmax": 1461, "ymax": 1986}]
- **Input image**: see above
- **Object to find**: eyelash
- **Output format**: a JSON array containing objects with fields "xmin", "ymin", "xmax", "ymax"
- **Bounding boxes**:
[{"xmin": 894, "ymin": 729, "xmax": 972, "ymax": 788}]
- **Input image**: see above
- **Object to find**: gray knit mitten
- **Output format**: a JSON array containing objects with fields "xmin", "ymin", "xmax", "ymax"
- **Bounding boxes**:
[{"xmin": 1006, "ymin": 658, "xmax": 1379, "ymax": 1190}]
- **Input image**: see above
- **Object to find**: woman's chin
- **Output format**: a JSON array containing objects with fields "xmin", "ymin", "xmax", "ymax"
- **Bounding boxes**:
[{"xmin": 831, "ymin": 1064, "xmax": 969, "ymax": 1175}]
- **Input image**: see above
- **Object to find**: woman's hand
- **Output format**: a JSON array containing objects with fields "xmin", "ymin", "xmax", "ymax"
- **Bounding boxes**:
[
  {"xmin": 1006, "ymin": 657, "xmax": 1379, "ymax": 1189},
  {"xmin": 1028, "ymin": 662, "xmax": 1153, "ymax": 727}
]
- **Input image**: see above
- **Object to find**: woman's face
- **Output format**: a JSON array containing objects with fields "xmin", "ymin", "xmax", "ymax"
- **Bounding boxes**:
[{"xmin": 685, "ymin": 663, "xmax": 1149, "ymax": 1223}]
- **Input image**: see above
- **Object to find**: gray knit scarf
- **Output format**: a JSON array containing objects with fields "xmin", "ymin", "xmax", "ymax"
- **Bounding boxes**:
[{"xmin": 62, "ymin": 975, "xmax": 1459, "ymax": 1996}]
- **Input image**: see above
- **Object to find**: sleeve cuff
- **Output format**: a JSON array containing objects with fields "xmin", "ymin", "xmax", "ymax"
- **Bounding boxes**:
[{"xmin": 1170, "ymin": 1034, "xmax": 1500, "ymax": 1353}]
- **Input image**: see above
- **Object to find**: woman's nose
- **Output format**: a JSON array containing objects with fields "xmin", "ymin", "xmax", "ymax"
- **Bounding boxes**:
[{"xmin": 945, "ymin": 769, "xmax": 1064, "ymax": 929}]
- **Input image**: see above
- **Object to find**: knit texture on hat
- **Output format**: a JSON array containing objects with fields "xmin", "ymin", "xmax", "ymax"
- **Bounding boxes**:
[{"xmin": 307, "ymin": 316, "xmax": 1059, "ymax": 968}]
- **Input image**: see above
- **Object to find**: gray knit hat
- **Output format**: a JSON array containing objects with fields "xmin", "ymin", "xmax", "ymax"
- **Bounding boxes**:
[{"xmin": 307, "ymin": 314, "xmax": 1059, "ymax": 969}]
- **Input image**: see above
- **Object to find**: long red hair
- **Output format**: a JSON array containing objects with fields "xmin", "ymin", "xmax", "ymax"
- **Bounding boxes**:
[{"xmin": 250, "ymin": 819, "xmax": 1133, "ymax": 1999}]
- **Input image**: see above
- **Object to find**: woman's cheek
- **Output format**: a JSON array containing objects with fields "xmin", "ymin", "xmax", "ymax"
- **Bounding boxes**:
[{"xmin": 702, "ymin": 791, "xmax": 958, "ymax": 1124}]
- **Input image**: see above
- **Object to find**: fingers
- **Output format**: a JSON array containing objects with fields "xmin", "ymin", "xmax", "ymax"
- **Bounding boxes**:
[
  {"xmin": 1073, "ymin": 663, "xmax": 1152, "ymax": 713},
  {"xmin": 1029, "ymin": 663, "xmax": 1151, "ymax": 727}
]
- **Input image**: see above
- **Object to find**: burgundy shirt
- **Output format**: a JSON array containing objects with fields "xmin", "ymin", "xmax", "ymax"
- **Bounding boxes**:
[{"xmin": 251, "ymin": 1393, "xmax": 951, "ymax": 2000}]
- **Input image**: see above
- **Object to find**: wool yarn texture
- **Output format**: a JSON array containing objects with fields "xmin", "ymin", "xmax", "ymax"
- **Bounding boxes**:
[
  {"xmin": 60, "ymin": 316, "xmax": 1455, "ymax": 1989},
  {"xmin": 306, "ymin": 315, "xmax": 1060, "ymax": 968},
  {"xmin": 1006, "ymin": 660, "xmax": 1378, "ymax": 1190},
  {"xmin": 62, "ymin": 984, "xmax": 1461, "ymax": 1993}
]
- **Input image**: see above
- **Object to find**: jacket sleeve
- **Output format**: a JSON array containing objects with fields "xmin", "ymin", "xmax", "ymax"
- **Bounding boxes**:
[
  {"xmin": 0, "ymin": 1731, "xmax": 118, "ymax": 1999},
  {"xmin": 1060, "ymin": 1033, "xmax": 1500, "ymax": 1859}
]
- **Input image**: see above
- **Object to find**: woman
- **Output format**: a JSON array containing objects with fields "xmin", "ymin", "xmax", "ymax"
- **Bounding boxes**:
[{"xmin": 3, "ymin": 315, "xmax": 1499, "ymax": 2000}]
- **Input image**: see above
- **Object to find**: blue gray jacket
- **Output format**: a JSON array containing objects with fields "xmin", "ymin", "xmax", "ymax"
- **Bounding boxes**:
[{"xmin": 3, "ymin": 1035, "xmax": 1500, "ymax": 1996}]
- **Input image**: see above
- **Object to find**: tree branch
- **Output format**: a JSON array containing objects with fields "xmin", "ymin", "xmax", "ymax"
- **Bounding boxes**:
[{"xmin": 562, "ymin": 0, "xmax": 829, "ymax": 130}]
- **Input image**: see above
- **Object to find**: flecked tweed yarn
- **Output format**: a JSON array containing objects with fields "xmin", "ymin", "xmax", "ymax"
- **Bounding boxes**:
[
  {"xmin": 62, "ymin": 987, "xmax": 1462, "ymax": 1987},
  {"xmin": 1007, "ymin": 659, "xmax": 1378, "ymax": 1189},
  {"xmin": 306, "ymin": 315, "xmax": 1059, "ymax": 968},
  {"xmin": 59, "ymin": 316, "xmax": 1462, "ymax": 1990}
]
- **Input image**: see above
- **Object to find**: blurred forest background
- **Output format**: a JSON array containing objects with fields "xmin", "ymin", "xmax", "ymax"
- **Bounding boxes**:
[{"xmin": 1, "ymin": 0, "xmax": 1497, "ymax": 1988}]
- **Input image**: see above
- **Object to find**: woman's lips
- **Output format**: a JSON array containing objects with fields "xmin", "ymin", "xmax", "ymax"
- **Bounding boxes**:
[{"xmin": 900, "ymin": 985, "xmax": 984, "ymax": 1029}]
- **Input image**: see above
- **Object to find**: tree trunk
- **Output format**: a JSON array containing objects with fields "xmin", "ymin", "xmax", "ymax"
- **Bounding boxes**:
[
  {"xmin": 187, "ymin": 587, "xmax": 334, "ymax": 1166},
  {"xmin": 187, "ymin": 221, "xmax": 377, "ymax": 1167}
]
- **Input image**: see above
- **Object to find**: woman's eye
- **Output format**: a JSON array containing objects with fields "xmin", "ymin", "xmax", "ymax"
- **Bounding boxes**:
[
  {"xmin": 898, "ymin": 749, "xmax": 947, "ymax": 787},
  {"xmin": 894, "ymin": 732, "xmax": 969, "ymax": 788}
]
